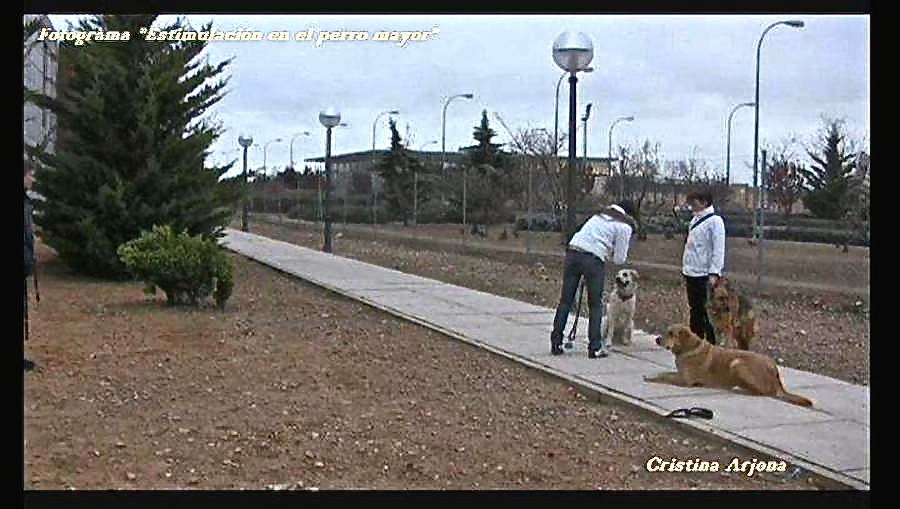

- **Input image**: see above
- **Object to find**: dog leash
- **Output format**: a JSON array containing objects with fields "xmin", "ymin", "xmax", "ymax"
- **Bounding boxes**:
[
  {"xmin": 564, "ymin": 280, "xmax": 608, "ymax": 350},
  {"xmin": 563, "ymin": 281, "xmax": 585, "ymax": 350}
]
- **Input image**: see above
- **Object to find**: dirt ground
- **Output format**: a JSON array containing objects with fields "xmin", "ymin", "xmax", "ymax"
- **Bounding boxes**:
[
  {"xmin": 24, "ymin": 241, "xmax": 834, "ymax": 490},
  {"xmin": 248, "ymin": 219, "xmax": 870, "ymax": 386}
]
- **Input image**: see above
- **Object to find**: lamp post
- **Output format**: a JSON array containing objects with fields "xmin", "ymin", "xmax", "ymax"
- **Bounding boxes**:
[
  {"xmin": 752, "ymin": 19, "xmax": 804, "ymax": 241},
  {"xmin": 440, "ymin": 93, "xmax": 474, "ymax": 203},
  {"xmin": 414, "ymin": 140, "xmax": 438, "ymax": 227},
  {"xmin": 289, "ymin": 131, "xmax": 311, "ymax": 169},
  {"xmin": 315, "ymin": 122, "xmax": 347, "ymax": 225},
  {"xmin": 553, "ymin": 31, "xmax": 594, "ymax": 242},
  {"xmin": 319, "ymin": 109, "xmax": 341, "ymax": 253},
  {"xmin": 581, "ymin": 103, "xmax": 592, "ymax": 167},
  {"xmin": 554, "ymin": 67, "xmax": 593, "ymax": 157},
  {"xmin": 262, "ymin": 138, "xmax": 283, "ymax": 176},
  {"xmin": 371, "ymin": 110, "xmax": 399, "ymax": 233},
  {"xmin": 725, "ymin": 102, "xmax": 755, "ymax": 186},
  {"xmin": 238, "ymin": 135, "xmax": 254, "ymax": 232},
  {"xmin": 608, "ymin": 116, "xmax": 634, "ymax": 201}
]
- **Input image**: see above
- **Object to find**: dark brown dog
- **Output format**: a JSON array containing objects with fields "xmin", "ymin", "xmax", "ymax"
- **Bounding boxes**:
[
  {"xmin": 707, "ymin": 277, "xmax": 756, "ymax": 350},
  {"xmin": 644, "ymin": 324, "xmax": 814, "ymax": 407}
]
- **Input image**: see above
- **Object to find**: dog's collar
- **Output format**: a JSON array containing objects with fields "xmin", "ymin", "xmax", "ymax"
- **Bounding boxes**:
[
  {"xmin": 617, "ymin": 293, "xmax": 634, "ymax": 302},
  {"xmin": 679, "ymin": 341, "xmax": 708, "ymax": 358}
]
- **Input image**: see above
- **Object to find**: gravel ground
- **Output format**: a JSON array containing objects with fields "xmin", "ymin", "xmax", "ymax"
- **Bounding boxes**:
[
  {"xmin": 24, "ymin": 242, "xmax": 834, "ymax": 490},
  {"xmin": 248, "ymin": 219, "xmax": 870, "ymax": 386}
]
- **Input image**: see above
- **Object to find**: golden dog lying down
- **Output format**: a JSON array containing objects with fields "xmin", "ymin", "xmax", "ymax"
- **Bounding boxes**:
[{"xmin": 644, "ymin": 324, "xmax": 814, "ymax": 407}]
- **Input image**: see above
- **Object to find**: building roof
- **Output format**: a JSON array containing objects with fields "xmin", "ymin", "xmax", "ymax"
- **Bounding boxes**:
[
  {"xmin": 304, "ymin": 149, "xmax": 461, "ymax": 163},
  {"xmin": 305, "ymin": 149, "xmax": 615, "ymax": 164}
]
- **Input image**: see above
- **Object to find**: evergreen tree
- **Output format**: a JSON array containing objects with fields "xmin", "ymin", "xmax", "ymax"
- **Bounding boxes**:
[
  {"xmin": 376, "ymin": 119, "xmax": 423, "ymax": 225},
  {"xmin": 462, "ymin": 110, "xmax": 515, "ymax": 226},
  {"xmin": 32, "ymin": 15, "xmax": 236, "ymax": 278},
  {"xmin": 800, "ymin": 119, "xmax": 857, "ymax": 220}
]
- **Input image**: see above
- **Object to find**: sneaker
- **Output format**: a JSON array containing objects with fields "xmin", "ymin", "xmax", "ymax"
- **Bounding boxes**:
[
  {"xmin": 551, "ymin": 344, "xmax": 564, "ymax": 356},
  {"xmin": 588, "ymin": 348, "xmax": 609, "ymax": 359}
]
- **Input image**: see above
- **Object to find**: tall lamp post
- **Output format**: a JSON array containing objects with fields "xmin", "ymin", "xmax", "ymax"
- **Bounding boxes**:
[
  {"xmin": 414, "ymin": 140, "xmax": 438, "ymax": 227},
  {"xmin": 440, "ymin": 93, "xmax": 474, "ymax": 202},
  {"xmin": 289, "ymin": 131, "xmax": 311, "ymax": 169},
  {"xmin": 752, "ymin": 19, "xmax": 804, "ymax": 241},
  {"xmin": 725, "ymin": 102, "xmax": 755, "ymax": 186},
  {"xmin": 315, "ymin": 122, "xmax": 348, "ymax": 225},
  {"xmin": 262, "ymin": 138, "xmax": 283, "ymax": 176},
  {"xmin": 238, "ymin": 135, "xmax": 253, "ymax": 232},
  {"xmin": 553, "ymin": 30, "xmax": 594, "ymax": 242},
  {"xmin": 581, "ymin": 103, "xmax": 592, "ymax": 167},
  {"xmin": 608, "ymin": 116, "xmax": 634, "ymax": 201},
  {"xmin": 372, "ymin": 110, "xmax": 399, "ymax": 231},
  {"xmin": 554, "ymin": 67, "xmax": 593, "ymax": 157},
  {"xmin": 319, "ymin": 109, "xmax": 341, "ymax": 254}
]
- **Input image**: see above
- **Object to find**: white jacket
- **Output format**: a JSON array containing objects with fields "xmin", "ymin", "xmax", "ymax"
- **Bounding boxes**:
[
  {"xmin": 681, "ymin": 206, "xmax": 726, "ymax": 277},
  {"xmin": 569, "ymin": 206, "xmax": 633, "ymax": 264}
]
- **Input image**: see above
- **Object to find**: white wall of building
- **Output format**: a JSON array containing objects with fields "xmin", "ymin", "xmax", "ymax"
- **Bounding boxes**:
[{"xmin": 24, "ymin": 15, "xmax": 58, "ymax": 157}]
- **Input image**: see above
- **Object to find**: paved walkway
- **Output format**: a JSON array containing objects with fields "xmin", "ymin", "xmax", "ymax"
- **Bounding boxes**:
[{"xmin": 222, "ymin": 228, "xmax": 869, "ymax": 490}]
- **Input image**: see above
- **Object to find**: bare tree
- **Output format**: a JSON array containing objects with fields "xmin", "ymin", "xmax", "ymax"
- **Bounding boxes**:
[{"xmin": 764, "ymin": 139, "xmax": 806, "ymax": 219}]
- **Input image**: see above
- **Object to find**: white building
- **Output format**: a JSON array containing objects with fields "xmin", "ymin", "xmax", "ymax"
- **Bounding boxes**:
[{"xmin": 24, "ymin": 14, "xmax": 58, "ymax": 165}]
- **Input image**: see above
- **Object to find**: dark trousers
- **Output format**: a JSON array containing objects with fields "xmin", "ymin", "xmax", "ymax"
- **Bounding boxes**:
[
  {"xmin": 551, "ymin": 249, "xmax": 606, "ymax": 352},
  {"xmin": 684, "ymin": 275, "xmax": 716, "ymax": 344}
]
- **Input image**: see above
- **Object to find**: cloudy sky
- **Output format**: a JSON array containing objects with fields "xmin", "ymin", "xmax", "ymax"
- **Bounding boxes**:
[{"xmin": 46, "ymin": 14, "xmax": 869, "ymax": 183}]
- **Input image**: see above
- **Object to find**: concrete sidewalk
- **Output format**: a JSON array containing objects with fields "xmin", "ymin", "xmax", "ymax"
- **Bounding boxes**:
[{"xmin": 222, "ymin": 228, "xmax": 869, "ymax": 490}]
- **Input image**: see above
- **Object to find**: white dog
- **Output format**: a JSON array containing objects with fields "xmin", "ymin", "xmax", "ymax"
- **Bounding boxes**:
[{"xmin": 602, "ymin": 269, "xmax": 639, "ymax": 346}]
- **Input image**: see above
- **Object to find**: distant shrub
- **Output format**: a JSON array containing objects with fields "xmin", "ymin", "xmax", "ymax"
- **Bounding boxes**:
[{"xmin": 117, "ymin": 225, "xmax": 234, "ymax": 308}]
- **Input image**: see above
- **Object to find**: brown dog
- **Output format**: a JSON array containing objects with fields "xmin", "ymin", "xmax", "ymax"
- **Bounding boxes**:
[
  {"xmin": 644, "ymin": 324, "xmax": 814, "ymax": 407},
  {"xmin": 706, "ymin": 277, "xmax": 756, "ymax": 350}
]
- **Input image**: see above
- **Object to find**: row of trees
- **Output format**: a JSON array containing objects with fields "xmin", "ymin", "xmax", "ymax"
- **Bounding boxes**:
[{"xmin": 257, "ymin": 114, "xmax": 868, "ymax": 238}]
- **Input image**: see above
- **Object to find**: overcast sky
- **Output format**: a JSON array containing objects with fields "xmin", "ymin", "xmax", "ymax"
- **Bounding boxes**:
[{"xmin": 46, "ymin": 14, "xmax": 869, "ymax": 183}]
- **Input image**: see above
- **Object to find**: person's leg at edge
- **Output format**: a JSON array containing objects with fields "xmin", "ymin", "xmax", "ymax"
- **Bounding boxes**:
[
  {"xmin": 584, "ymin": 254, "xmax": 607, "ymax": 357},
  {"xmin": 551, "ymin": 251, "xmax": 583, "ymax": 353},
  {"xmin": 685, "ymin": 275, "xmax": 715, "ymax": 345}
]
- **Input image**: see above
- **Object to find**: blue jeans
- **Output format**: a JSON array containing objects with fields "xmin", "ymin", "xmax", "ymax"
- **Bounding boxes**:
[{"xmin": 551, "ymin": 249, "xmax": 607, "ymax": 352}]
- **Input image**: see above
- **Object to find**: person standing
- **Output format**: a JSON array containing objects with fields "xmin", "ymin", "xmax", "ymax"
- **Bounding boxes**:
[
  {"xmin": 24, "ymin": 166, "xmax": 37, "ymax": 372},
  {"xmin": 681, "ymin": 189, "xmax": 726, "ymax": 345},
  {"xmin": 550, "ymin": 200, "xmax": 636, "ymax": 358}
]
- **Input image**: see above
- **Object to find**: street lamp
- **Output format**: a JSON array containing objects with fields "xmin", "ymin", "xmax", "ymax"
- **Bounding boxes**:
[
  {"xmin": 608, "ymin": 116, "xmax": 634, "ymax": 201},
  {"xmin": 581, "ymin": 103, "xmax": 592, "ymax": 168},
  {"xmin": 725, "ymin": 102, "xmax": 755, "ymax": 186},
  {"xmin": 752, "ymin": 19, "xmax": 803, "ymax": 241},
  {"xmin": 262, "ymin": 138, "xmax": 283, "ymax": 176},
  {"xmin": 554, "ymin": 66, "xmax": 593, "ymax": 157},
  {"xmin": 315, "ymin": 122, "xmax": 348, "ymax": 226},
  {"xmin": 289, "ymin": 131, "xmax": 311, "ymax": 169},
  {"xmin": 414, "ymin": 140, "xmax": 438, "ymax": 227},
  {"xmin": 372, "ymin": 109, "xmax": 400, "ymax": 231},
  {"xmin": 440, "ymin": 93, "xmax": 474, "ymax": 201},
  {"xmin": 319, "ymin": 108, "xmax": 341, "ymax": 253},
  {"xmin": 553, "ymin": 30, "xmax": 594, "ymax": 241},
  {"xmin": 238, "ymin": 135, "xmax": 254, "ymax": 232}
]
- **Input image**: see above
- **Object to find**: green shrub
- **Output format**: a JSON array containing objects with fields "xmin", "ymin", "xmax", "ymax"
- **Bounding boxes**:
[{"xmin": 117, "ymin": 225, "xmax": 235, "ymax": 308}]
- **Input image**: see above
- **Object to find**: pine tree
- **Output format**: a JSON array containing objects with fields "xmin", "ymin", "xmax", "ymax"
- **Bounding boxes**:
[
  {"xmin": 462, "ymin": 110, "xmax": 515, "ymax": 227},
  {"xmin": 800, "ymin": 119, "xmax": 857, "ymax": 220},
  {"xmin": 376, "ymin": 119, "xmax": 422, "ymax": 225},
  {"xmin": 32, "ymin": 15, "xmax": 235, "ymax": 278}
]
